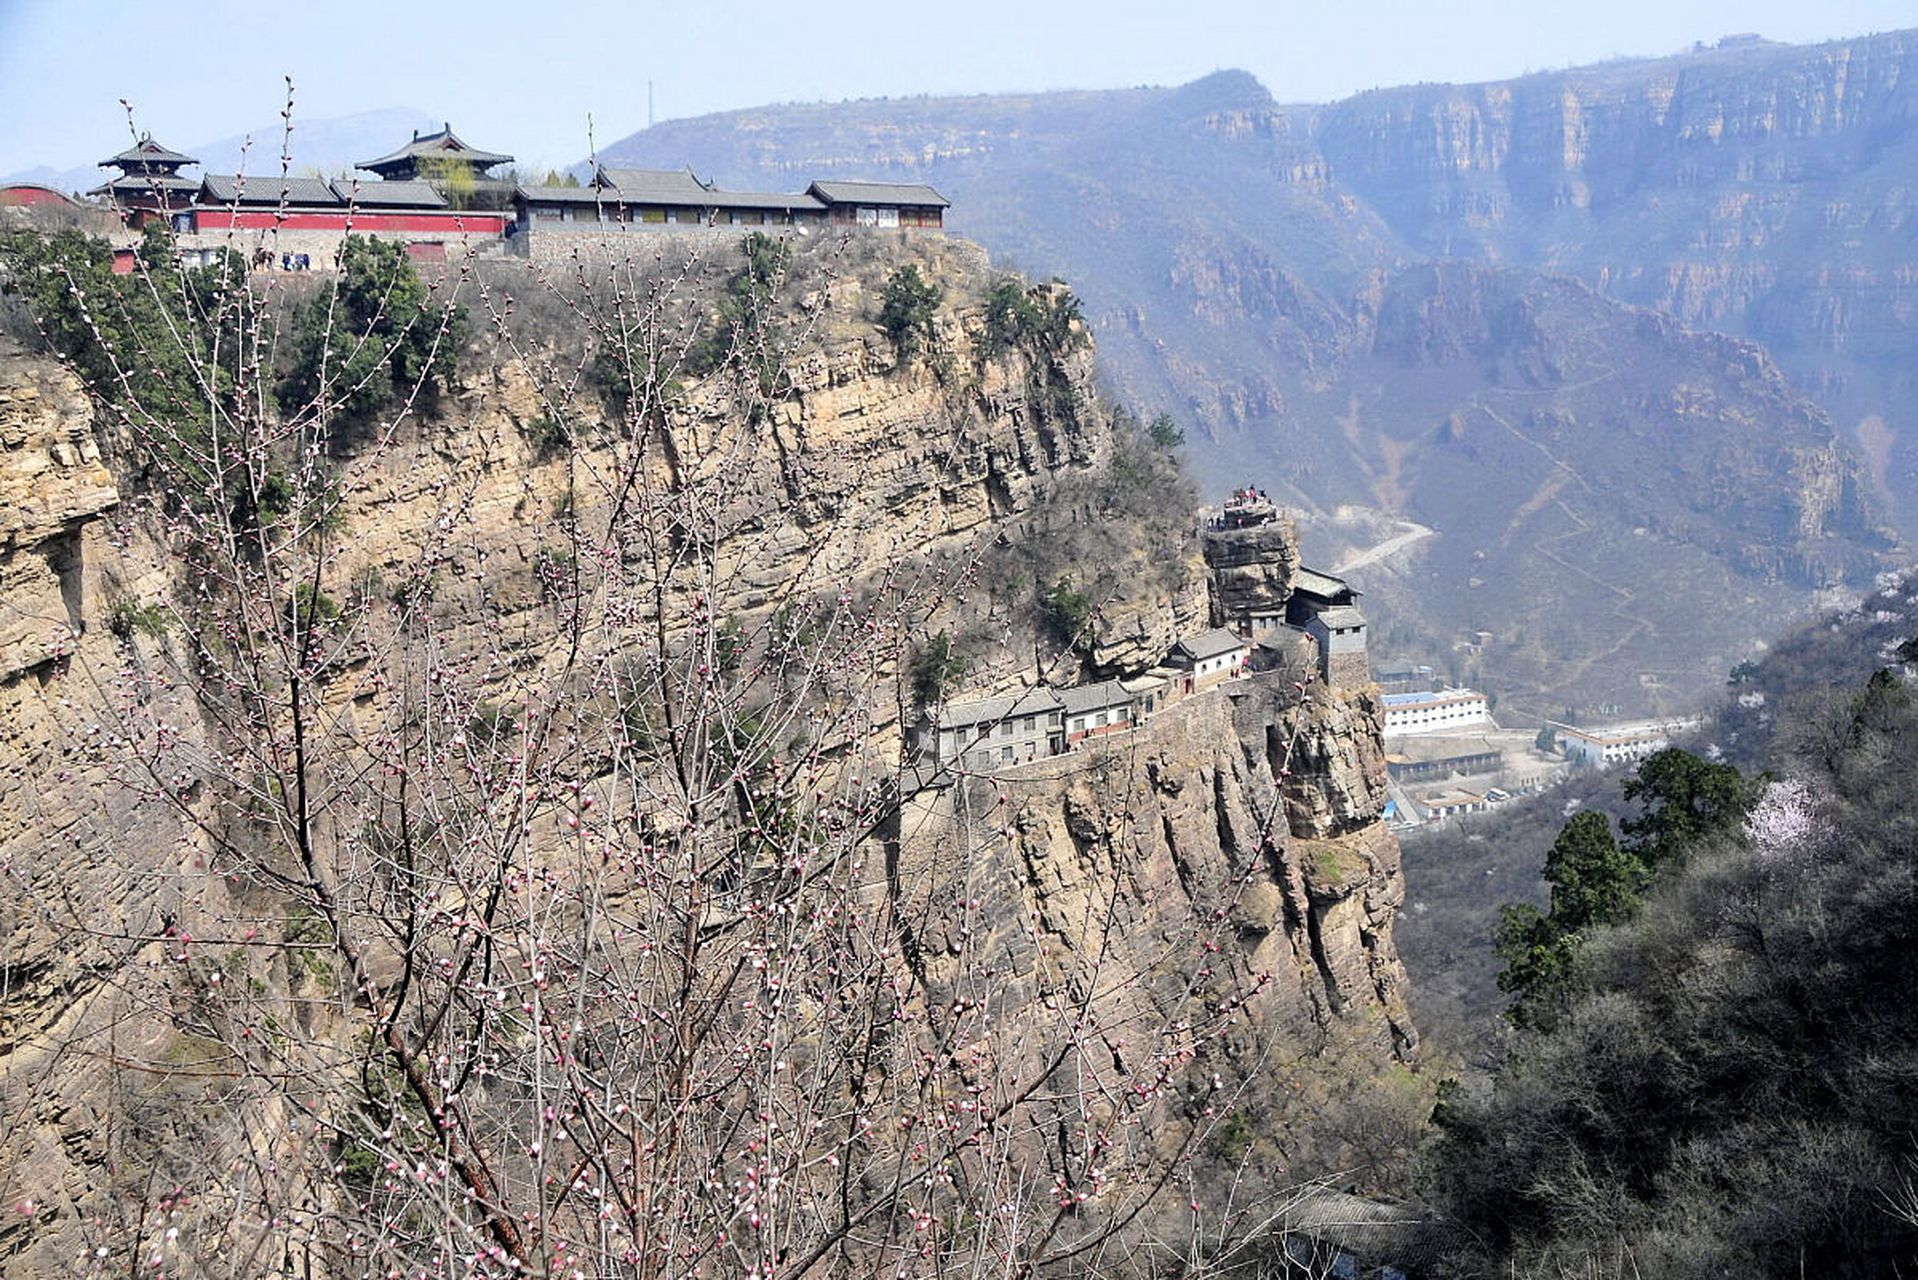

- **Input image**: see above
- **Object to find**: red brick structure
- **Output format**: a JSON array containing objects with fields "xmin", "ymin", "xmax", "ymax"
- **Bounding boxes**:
[{"xmin": 0, "ymin": 184, "xmax": 77, "ymax": 208}]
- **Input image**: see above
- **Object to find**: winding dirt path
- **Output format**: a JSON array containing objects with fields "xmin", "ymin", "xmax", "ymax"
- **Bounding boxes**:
[{"xmin": 1333, "ymin": 519, "xmax": 1436, "ymax": 574}]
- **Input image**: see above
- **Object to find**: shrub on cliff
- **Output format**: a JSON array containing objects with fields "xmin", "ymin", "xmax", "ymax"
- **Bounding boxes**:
[
  {"xmin": 980, "ymin": 275, "xmax": 1089, "ymax": 360},
  {"xmin": 0, "ymin": 223, "xmax": 247, "ymax": 485},
  {"xmin": 279, "ymin": 234, "xmax": 465, "ymax": 422},
  {"xmin": 908, "ymin": 629, "xmax": 968, "ymax": 706},
  {"xmin": 981, "ymin": 275, "xmax": 1043, "ymax": 354},
  {"xmin": 878, "ymin": 262, "xmax": 941, "ymax": 357}
]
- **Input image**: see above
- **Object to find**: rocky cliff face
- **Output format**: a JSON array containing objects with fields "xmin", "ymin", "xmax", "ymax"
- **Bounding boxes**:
[
  {"xmin": 1312, "ymin": 31, "xmax": 1918, "ymax": 391},
  {"xmin": 915, "ymin": 669, "xmax": 1419, "ymax": 1193},
  {"xmin": 0, "ymin": 240, "xmax": 1413, "ymax": 1270},
  {"xmin": 1202, "ymin": 519, "xmax": 1302, "ymax": 626}
]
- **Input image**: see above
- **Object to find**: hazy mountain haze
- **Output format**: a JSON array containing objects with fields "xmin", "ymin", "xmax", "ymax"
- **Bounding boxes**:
[{"xmin": 5, "ymin": 0, "xmax": 1917, "ymax": 177}]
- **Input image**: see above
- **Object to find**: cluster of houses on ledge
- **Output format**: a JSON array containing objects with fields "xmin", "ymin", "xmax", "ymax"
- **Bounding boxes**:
[
  {"xmin": 0, "ymin": 124, "xmax": 950, "ymax": 272},
  {"xmin": 916, "ymin": 542, "xmax": 1372, "ymax": 775},
  {"xmin": 915, "ymin": 627, "xmax": 1256, "ymax": 773}
]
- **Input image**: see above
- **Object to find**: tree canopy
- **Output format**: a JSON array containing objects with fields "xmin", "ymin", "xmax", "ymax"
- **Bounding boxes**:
[
  {"xmin": 279, "ymin": 234, "xmax": 464, "ymax": 422},
  {"xmin": 1433, "ymin": 687, "xmax": 1918, "ymax": 1277}
]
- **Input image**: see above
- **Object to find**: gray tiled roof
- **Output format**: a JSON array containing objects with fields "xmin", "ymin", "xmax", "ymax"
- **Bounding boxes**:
[
  {"xmin": 89, "ymin": 175, "xmax": 200, "ymax": 196},
  {"xmin": 1061, "ymin": 680, "xmax": 1134, "ymax": 716},
  {"xmin": 807, "ymin": 180, "xmax": 950, "ymax": 208},
  {"xmin": 1311, "ymin": 604, "xmax": 1367, "ymax": 628},
  {"xmin": 1291, "ymin": 566, "xmax": 1358, "ymax": 601},
  {"xmin": 585, "ymin": 167, "xmax": 828, "ymax": 212},
  {"xmin": 595, "ymin": 167, "xmax": 713, "ymax": 200},
  {"xmin": 201, "ymin": 174, "xmax": 341, "ymax": 207},
  {"xmin": 330, "ymin": 179, "xmax": 447, "ymax": 208},
  {"xmin": 101, "ymin": 138, "xmax": 197, "ymax": 168},
  {"xmin": 697, "ymin": 189, "xmax": 826, "ymax": 212},
  {"xmin": 359, "ymin": 125, "xmax": 512, "ymax": 172},
  {"xmin": 937, "ymin": 687, "xmax": 1064, "ymax": 731},
  {"xmin": 516, "ymin": 184, "xmax": 620, "ymax": 205},
  {"xmin": 1173, "ymin": 627, "xmax": 1250, "ymax": 663}
]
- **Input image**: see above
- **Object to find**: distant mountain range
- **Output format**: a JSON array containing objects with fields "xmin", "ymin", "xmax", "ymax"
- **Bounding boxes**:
[
  {"xmin": 592, "ymin": 30, "xmax": 1918, "ymax": 716},
  {"xmin": 9, "ymin": 32, "xmax": 1916, "ymax": 714},
  {"xmin": 6, "ymin": 107, "xmax": 440, "ymax": 194}
]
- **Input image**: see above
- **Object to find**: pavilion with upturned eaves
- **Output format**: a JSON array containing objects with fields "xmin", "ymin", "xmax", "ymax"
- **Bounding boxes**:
[
  {"xmin": 357, "ymin": 124, "xmax": 513, "ymax": 184},
  {"xmin": 92, "ymin": 137, "xmax": 201, "ymax": 223}
]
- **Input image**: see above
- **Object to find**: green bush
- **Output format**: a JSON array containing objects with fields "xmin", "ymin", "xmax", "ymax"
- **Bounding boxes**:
[
  {"xmin": 279, "ymin": 235, "xmax": 465, "ymax": 423},
  {"xmin": 0, "ymin": 224, "xmax": 246, "ymax": 489},
  {"xmin": 1040, "ymin": 578, "xmax": 1095, "ymax": 651},
  {"xmin": 909, "ymin": 631, "xmax": 968, "ymax": 707},
  {"xmin": 106, "ymin": 597, "xmax": 175, "ymax": 640},
  {"xmin": 284, "ymin": 583, "xmax": 340, "ymax": 633},
  {"xmin": 1426, "ymin": 701, "xmax": 1918, "ymax": 1276},
  {"xmin": 979, "ymin": 277, "xmax": 1088, "ymax": 360},
  {"xmin": 1147, "ymin": 412, "xmax": 1186, "ymax": 449},
  {"xmin": 878, "ymin": 265, "xmax": 942, "ymax": 358},
  {"xmin": 981, "ymin": 277, "xmax": 1043, "ymax": 354}
]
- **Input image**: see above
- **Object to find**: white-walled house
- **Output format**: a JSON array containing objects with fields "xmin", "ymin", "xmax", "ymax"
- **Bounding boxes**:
[
  {"xmin": 1165, "ymin": 628, "xmax": 1252, "ymax": 694},
  {"xmin": 1382, "ymin": 688, "xmax": 1490, "ymax": 735}
]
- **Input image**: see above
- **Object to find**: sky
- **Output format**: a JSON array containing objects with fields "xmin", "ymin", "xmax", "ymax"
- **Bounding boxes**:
[{"xmin": 3, "ymin": 0, "xmax": 1916, "ymax": 178}]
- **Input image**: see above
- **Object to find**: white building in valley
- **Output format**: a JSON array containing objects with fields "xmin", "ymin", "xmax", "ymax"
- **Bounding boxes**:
[
  {"xmin": 1382, "ymin": 688, "xmax": 1490, "ymax": 736},
  {"xmin": 1553, "ymin": 718, "xmax": 1699, "ymax": 769}
]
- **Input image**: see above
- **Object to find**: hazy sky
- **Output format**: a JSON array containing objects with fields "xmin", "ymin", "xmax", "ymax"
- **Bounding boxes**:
[{"xmin": 3, "ymin": 0, "xmax": 1914, "ymax": 177}]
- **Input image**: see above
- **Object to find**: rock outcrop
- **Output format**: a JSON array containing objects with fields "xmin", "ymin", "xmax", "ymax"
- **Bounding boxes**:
[
  {"xmin": 0, "ymin": 240, "xmax": 1419, "ymax": 1271},
  {"xmin": 1202, "ymin": 518, "xmax": 1302, "ymax": 625},
  {"xmin": 911, "ymin": 668, "xmax": 1418, "ymax": 1192}
]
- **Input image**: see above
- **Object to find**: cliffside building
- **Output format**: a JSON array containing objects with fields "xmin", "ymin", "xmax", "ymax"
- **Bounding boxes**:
[
  {"xmin": 167, "ymin": 173, "xmax": 509, "ymax": 267},
  {"xmin": 915, "ymin": 629, "xmax": 1242, "ymax": 773},
  {"xmin": 1062, "ymin": 680, "xmax": 1140, "ymax": 744},
  {"xmin": 357, "ymin": 124, "xmax": 514, "ymax": 185},
  {"xmin": 511, "ymin": 170, "xmax": 949, "ymax": 249},
  {"xmin": 91, "ymin": 124, "xmax": 515, "ymax": 266},
  {"xmin": 85, "ymin": 124, "xmax": 952, "ymax": 273},
  {"xmin": 808, "ymin": 180, "xmax": 948, "ymax": 229},
  {"xmin": 1286, "ymin": 566, "xmax": 1369, "ymax": 686},
  {"xmin": 516, "ymin": 166, "xmax": 830, "ymax": 231},
  {"xmin": 919, "ymin": 688, "xmax": 1066, "ymax": 771},
  {"xmin": 1165, "ymin": 627, "xmax": 1252, "ymax": 694}
]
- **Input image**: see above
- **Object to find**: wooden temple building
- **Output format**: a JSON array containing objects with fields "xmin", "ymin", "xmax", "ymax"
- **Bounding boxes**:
[
  {"xmin": 513, "ymin": 165, "xmax": 948, "ymax": 237},
  {"xmin": 90, "ymin": 137, "xmax": 203, "ymax": 225},
  {"xmin": 355, "ymin": 124, "xmax": 513, "ymax": 183},
  {"xmin": 81, "ymin": 121, "xmax": 950, "ymax": 272}
]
